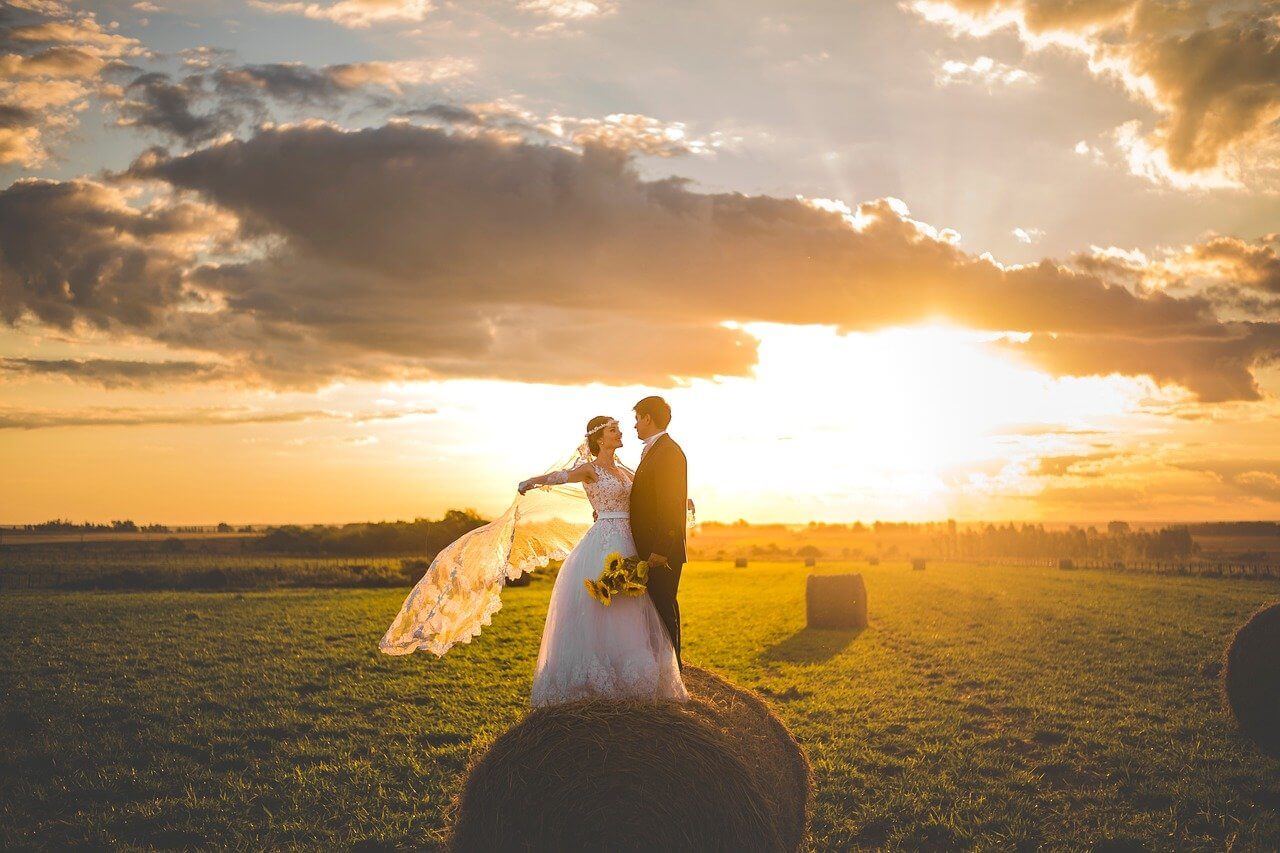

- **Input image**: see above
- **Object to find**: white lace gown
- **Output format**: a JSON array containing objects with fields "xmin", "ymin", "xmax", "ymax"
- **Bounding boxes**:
[{"xmin": 530, "ymin": 463, "xmax": 689, "ymax": 707}]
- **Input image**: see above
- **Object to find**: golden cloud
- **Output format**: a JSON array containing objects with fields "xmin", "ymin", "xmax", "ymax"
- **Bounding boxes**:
[{"xmin": 913, "ymin": 0, "xmax": 1280, "ymax": 187}]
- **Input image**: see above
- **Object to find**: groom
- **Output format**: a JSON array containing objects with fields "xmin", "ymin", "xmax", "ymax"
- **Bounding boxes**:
[{"xmin": 630, "ymin": 395, "xmax": 688, "ymax": 668}]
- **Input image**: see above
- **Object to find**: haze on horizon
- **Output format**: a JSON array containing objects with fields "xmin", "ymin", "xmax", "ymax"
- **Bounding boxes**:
[{"xmin": 2, "ymin": 0, "xmax": 1280, "ymax": 526}]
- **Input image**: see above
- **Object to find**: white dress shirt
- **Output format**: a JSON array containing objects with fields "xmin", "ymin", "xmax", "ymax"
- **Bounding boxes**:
[{"xmin": 640, "ymin": 429, "xmax": 667, "ymax": 462}]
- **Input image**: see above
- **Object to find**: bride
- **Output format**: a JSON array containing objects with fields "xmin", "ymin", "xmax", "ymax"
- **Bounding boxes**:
[{"xmin": 379, "ymin": 415, "xmax": 687, "ymax": 707}]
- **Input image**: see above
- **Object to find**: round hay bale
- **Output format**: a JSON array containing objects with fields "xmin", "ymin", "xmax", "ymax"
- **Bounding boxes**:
[
  {"xmin": 1222, "ymin": 601, "xmax": 1280, "ymax": 758},
  {"xmin": 681, "ymin": 667, "xmax": 811, "ymax": 851},
  {"xmin": 805, "ymin": 573, "xmax": 868, "ymax": 630},
  {"xmin": 803, "ymin": 556, "xmax": 816, "ymax": 567},
  {"xmin": 450, "ymin": 667, "xmax": 810, "ymax": 852},
  {"xmin": 734, "ymin": 557, "xmax": 749, "ymax": 568},
  {"xmin": 1058, "ymin": 558, "xmax": 1074, "ymax": 570},
  {"xmin": 868, "ymin": 555, "xmax": 880, "ymax": 566},
  {"xmin": 911, "ymin": 557, "xmax": 926, "ymax": 571}
]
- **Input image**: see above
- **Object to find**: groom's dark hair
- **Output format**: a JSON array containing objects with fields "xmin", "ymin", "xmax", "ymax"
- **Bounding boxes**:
[{"xmin": 633, "ymin": 396, "xmax": 671, "ymax": 430}]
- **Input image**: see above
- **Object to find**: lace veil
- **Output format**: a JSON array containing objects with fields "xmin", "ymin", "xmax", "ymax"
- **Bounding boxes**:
[{"xmin": 379, "ymin": 441, "xmax": 596, "ymax": 656}]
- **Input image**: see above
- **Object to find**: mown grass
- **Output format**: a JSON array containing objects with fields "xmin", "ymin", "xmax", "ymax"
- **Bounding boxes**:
[
  {"xmin": 2, "ymin": 561, "xmax": 1279, "ymax": 850},
  {"xmin": 0, "ymin": 551, "xmax": 424, "ymax": 590}
]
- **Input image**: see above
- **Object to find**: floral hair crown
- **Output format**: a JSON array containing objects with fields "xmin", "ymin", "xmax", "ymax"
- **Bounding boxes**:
[{"xmin": 585, "ymin": 419, "xmax": 617, "ymax": 437}]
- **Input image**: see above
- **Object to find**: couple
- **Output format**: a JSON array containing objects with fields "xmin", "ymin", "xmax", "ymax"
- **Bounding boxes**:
[{"xmin": 379, "ymin": 395, "xmax": 689, "ymax": 708}]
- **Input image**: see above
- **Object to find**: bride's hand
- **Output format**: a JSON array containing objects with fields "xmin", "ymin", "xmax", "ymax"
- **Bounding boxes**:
[{"xmin": 518, "ymin": 479, "xmax": 533, "ymax": 495}]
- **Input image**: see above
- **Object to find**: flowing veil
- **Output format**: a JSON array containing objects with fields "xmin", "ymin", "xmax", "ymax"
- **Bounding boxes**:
[{"xmin": 379, "ymin": 442, "xmax": 597, "ymax": 656}]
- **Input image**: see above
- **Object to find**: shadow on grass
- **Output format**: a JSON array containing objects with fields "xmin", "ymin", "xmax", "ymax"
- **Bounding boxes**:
[{"xmin": 761, "ymin": 627, "xmax": 864, "ymax": 663}]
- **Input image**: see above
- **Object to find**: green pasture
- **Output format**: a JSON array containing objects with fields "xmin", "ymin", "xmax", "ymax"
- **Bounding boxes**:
[{"xmin": 2, "ymin": 561, "xmax": 1278, "ymax": 849}]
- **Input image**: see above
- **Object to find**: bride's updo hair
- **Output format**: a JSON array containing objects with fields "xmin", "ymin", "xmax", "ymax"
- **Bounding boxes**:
[{"xmin": 586, "ymin": 416, "xmax": 613, "ymax": 455}]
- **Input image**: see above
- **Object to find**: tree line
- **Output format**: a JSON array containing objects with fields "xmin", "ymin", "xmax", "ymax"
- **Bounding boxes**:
[
  {"xmin": 247, "ymin": 510, "xmax": 487, "ymax": 556},
  {"xmin": 933, "ymin": 521, "xmax": 1198, "ymax": 561}
]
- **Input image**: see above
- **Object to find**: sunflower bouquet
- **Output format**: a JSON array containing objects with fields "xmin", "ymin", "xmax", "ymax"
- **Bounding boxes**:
[{"xmin": 584, "ymin": 551, "xmax": 649, "ymax": 606}]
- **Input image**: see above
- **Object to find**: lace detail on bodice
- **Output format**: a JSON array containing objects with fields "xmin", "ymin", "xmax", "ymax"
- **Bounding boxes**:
[{"xmin": 583, "ymin": 463, "xmax": 631, "ymax": 514}]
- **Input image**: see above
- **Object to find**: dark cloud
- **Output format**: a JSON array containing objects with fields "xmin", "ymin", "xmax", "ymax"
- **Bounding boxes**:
[
  {"xmin": 5, "ymin": 120, "xmax": 1279, "ymax": 397},
  {"xmin": 0, "ymin": 177, "xmax": 233, "ymax": 329},
  {"xmin": 115, "ymin": 60, "xmax": 439, "ymax": 146},
  {"xmin": 214, "ymin": 62, "xmax": 392, "ymax": 105},
  {"xmin": 0, "ymin": 404, "xmax": 437, "ymax": 430},
  {"xmin": 0, "ymin": 102, "xmax": 35, "ymax": 126},
  {"xmin": 998, "ymin": 322, "xmax": 1280, "ymax": 402},
  {"xmin": 0, "ymin": 357, "xmax": 236, "ymax": 388},
  {"xmin": 118, "ymin": 71, "xmax": 236, "ymax": 145},
  {"xmin": 403, "ymin": 102, "xmax": 487, "ymax": 126}
]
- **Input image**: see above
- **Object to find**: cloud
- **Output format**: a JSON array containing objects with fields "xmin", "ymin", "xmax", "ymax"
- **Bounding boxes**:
[
  {"xmin": 0, "ymin": 403, "xmax": 437, "ymax": 429},
  {"xmin": 518, "ymin": 0, "xmax": 615, "ymax": 20},
  {"xmin": 997, "ymin": 321, "xmax": 1280, "ymax": 403},
  {"xmin": 118, "ymin": 71, "xmax": 238, "ymax": 145},
  {"xmin": 247, "ymin": 0, "xmax": 432, "ymax": 28},
  {"xmin": 1031, "ymin": 451, "xmax": 1122, "ymax": 477},
  {"xmin": 402, "ymin": 100, "xmax": 736, "ymax": 157},
  {"xmin": 0, "ymin": 2, "xmax": 142, "ymax": 167},
  {"xmin": 1011, "ymin": 226, "xmax": 1043, "ymax": 244},
  {"xmin": 1071, "ymin": 233, "xmax": 1280, "ymax": 318},
  {"xmin": 0, "ymin": 177, "xmax": 237, "ymax": 330},
  {"xmin": 1174, "ymin": 458, "xmax": 1280, "ymax": 502},
  {"xmin": 4, "ymin": 119, "xmax": 1278, "ymax": 397},
  {"xmin": 114, "ymin": 58, "xmax": 471, "ymax": 146},
  {"xmin": 214, "ymin": 59, "xmax": 466, "ymax": 103},
  {"xmin": 912, "ymin": 0, "xmax": 1280, "ymax": 188},
  {"xmin": 936, "ymin": 55, "xmax": 1036, "ymax": 87},
  {"xmin": 559, "ymin": 113, "xmax": 732, "ymax": 157},
  {"xmin": 0, "ymin": 356, "xmax": 237, "ymax": 388}
]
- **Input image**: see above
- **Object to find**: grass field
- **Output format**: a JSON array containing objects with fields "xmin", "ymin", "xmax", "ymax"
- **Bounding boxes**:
[{"xmin": 3, "ymin": 560, "xmax": 1279, "ymax": 850}]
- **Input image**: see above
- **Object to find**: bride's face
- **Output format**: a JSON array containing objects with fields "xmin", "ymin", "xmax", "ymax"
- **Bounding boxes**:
[{"xmin": 597, "ymin": 421, "xmax": 623, "ymax": 452}]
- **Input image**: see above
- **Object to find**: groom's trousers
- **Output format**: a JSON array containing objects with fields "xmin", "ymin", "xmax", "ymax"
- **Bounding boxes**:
[{"xmin": 647, "ymin": 560, "xmax": 684, "ymax": 668}]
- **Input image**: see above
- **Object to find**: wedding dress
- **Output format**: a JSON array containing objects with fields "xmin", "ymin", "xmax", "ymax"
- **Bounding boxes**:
[{"xmin": 530, "ymin": 462, "xmax": 688, "ymax": 707}]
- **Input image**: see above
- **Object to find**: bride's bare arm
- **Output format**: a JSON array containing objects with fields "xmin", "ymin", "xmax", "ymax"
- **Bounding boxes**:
[{"xmin": 518, "ymin": 462, "xmax": 595, "ymax": 494}]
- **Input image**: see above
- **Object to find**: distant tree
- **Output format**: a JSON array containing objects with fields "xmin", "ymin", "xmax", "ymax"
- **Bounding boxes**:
[{"xmin": 216, "ymin": 522, "xmax": 233, "ymax": 533}]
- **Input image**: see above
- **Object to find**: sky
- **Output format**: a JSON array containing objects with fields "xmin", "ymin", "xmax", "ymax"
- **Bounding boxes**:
[{"xmin": 2, "ymin": 0, "xmax": 1280, "ymax": 525}]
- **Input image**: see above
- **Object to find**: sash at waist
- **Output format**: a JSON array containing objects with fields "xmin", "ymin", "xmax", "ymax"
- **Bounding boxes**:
[{"xmin": 596, "ymin": 511, "xmax": 630, "ymax": 520}]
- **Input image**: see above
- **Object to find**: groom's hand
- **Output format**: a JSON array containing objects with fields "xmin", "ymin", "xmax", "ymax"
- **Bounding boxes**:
[{"xmin": 647, "ymin": 553, "xmax": 668, "ymax": 569}]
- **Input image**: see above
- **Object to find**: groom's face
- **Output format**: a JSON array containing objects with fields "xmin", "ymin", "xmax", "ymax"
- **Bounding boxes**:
[{"xmin": 634, "ymin": 411, "xmax": 657, "ymax": 441}]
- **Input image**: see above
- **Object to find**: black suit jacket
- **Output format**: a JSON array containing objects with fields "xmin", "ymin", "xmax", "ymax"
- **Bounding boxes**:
[{"xmin": 630, "ymin": 434, "xmax": 687, "ymax": 566}]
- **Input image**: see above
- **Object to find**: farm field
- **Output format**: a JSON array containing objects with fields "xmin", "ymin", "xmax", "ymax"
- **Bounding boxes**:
[{"xmin": 3, "ymin": 560, "xmax": 1279, "ymax": 850}]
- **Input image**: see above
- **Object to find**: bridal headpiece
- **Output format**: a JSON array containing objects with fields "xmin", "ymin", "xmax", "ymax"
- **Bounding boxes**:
[{"xmin": 585, "ymin": 418, "xmax": 617, "ymax": 437}]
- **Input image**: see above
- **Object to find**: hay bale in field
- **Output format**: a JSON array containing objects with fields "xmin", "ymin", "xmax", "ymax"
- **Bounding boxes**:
[
  {"xmin": 803, "ymin": 556, "xmax": 816, "ymax": 567},
  {"xmin": 1058, "ymin": 558, "xmax": 1074, "ymax": 570},
  {"xmin": 805, "ymin": 573, "xmax": 868, "ymax": 630},
  {"xmin": 1222, "ymin": 601, "xmax": 1280, "ymax": 758},
  {"xmin": 449, "ymin": 666, "xmax": 811, "ymax": 852},
  {"xmin": 681, "ymin": 667, "xmax": 811, "ymax": 850},
  {"xmin": 868, "ymin": 556, "xmax": 880, "ymax": 566},
  {"xmin": 735, "ymin": 557, "xmax": 749, "ymax": 568},
  {"xmin": 911, "ymin": 557, "xmax": 926, "ymax": 571}
]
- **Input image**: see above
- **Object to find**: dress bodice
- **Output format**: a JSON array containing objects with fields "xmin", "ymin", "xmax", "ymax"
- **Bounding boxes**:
[{"xmin": 583, "ymin": 463, "xmax": 632, "ymax": 514}]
